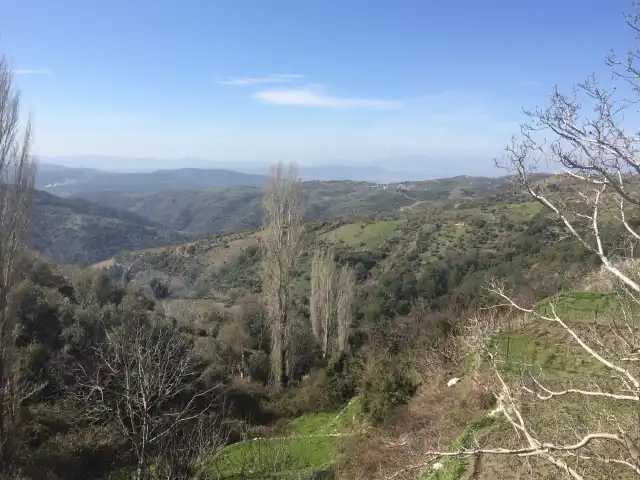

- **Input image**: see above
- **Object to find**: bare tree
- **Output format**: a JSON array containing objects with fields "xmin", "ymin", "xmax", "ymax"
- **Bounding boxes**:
[
  {"xmin": 311, "ymin": 249, "xmax": 355, "ymax": 359},
  {"xmin": 153, "ymin": 413, "xmax": 228, "ymax": 480},
  {"xmin": 118, "ymin": 256, "xmax": 147, "ymax": 286},
  {"xmin": 335, "ymin": 264, "xmax": 356, "ymax": 357},
  {"xmin": 0, "ymin": 55, "xmax": 36, "ymax": 470},
  {"xmin": 217, "ymin": 320, "xmax": 252, "ymax": 379},
  {"xmin": 384, "ymin": 4, "xmax": 640, "ymax": 479},
  {"xmin": 310, "ymin": 248, "xmax": 335, "ymax": 358},
  {"xmin": 259, "ymin": 161, "xmax": 304, "ymax": 387},
  {"xmin": 75, "ymin": 306, "xmax": 220, "ymax": 480}
]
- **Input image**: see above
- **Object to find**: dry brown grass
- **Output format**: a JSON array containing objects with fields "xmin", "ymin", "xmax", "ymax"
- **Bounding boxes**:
[
  {"xmin": 334, "ymin": 374, "xmax": 494, "ymax": 480},
  {"xmin": 203, "ymin": 234, "xmax": 260, "ymax": 268},
  {"xmin": 88, "ymin": 245, "xmax": 171, "ymax": 270},
  {"xmin": 581, "ymin": 258, "xmax": 640, "ymax": 293}
]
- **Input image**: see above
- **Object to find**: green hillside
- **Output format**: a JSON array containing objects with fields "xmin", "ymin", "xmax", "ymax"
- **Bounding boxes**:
[
  {"xmin": 8, "ymin": 176, "xmax": 633, "ymax": 480},
  {"xmin": 30, "ymin": 190, "xmax": 188, "ymax": 266},
  {"xmin": 350, "ymin": 291, "xmax": 637, "ymax": 480},
  {"xmin": 106, "ymin": 184, "xmax": 596, "ymax": 326},
  {"xmin": 74, "ymin": 176, "xmax": 518, "ymax": 236},
  {"xmin": 6, "ymin": 3, "xmax": 640, "ymax": 477}
]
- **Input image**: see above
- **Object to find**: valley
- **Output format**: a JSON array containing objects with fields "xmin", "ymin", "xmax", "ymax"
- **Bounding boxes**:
[
  {"xmin": 29, "ymin": 189, "xmax": 189, "ymax": 266},
  {"xmin": 3, "ymin": 4, "xmax": 640, "ymax": 478},
  {"xmin": 11, "ymin": 162, "xmax": 639, "ymax": 480},
  {"xmin": 29, "ymin": 174, "xmax": 517, "ymax": 265}
]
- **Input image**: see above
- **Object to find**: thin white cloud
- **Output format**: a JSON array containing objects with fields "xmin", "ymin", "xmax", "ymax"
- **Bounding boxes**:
[
  {"xmin": 253, "ymin": 86, "xmax": 403, "ymax": 110},
  {"xmin": 218, "ymin": 74, "xmax": 304, "ymax": 86},
  {"xmin": 11, "ymin": 68, "xmax": 51, "ymax": 75}
]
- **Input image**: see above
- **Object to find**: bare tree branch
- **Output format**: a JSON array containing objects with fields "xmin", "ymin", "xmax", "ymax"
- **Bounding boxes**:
[
  {"xmin": 74, "ymin": 308, "xmax": 222, "ymax": 480},
  {"xmin": 0, "ymin": 55, "xmax": 36, "ymax": 472}
]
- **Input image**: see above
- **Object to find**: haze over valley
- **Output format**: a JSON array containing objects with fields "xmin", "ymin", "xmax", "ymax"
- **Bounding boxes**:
[{"xmin": 36, "ymin": 154, "xmax": 499, "ymax": 197}]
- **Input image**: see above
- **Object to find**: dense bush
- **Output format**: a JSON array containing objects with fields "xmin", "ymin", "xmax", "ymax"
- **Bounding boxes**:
[{"xmin": 360, "ymin": 355, "xmax": 420, "ymax": 425}]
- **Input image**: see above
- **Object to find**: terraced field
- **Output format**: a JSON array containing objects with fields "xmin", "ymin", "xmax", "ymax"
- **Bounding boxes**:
[
  {"xmin": 418, "ymin": 292, "xmax": 637, "ymax": 479},
  {"xmin": 200, "ymin": 398, "xmax": 366, "ymax": 479}
]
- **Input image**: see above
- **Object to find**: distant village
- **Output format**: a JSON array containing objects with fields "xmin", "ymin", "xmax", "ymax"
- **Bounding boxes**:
[{"xmin": 364, "ymin": 181, "xmax": 414, "ymax": 192}]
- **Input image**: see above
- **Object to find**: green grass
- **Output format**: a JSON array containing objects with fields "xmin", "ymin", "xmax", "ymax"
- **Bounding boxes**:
[
  {"xmin": 491, "ymin": 331, "xmax": 598, "ymax": 376},
  {"xmin": 322, "ymin": 220, "xmax": 401, "ymax": 249},
  {"xmin": 534, "ymin": 291, "xmax": 620, "ymax": 321},
  {"xmin": 500, "ymin": 201, "xmax": 542, "ymax": 219},
  {"xmin": 201, "ymin": 398, "xmax": 364, "ymax": 479},
  {"xmin": 201, "ymin": 436, "xmax": 339, "ymax": 479},
  {"xmin": 422, "ymin": 416, "xmax": 501, "ymax": 480},
  {"xmin": 289, "ymin": 397, "xmax": 364, "ymax": 436},
  {"xmin": 288, "ymin": 412, "xmax": 337, "ymax": 436}
]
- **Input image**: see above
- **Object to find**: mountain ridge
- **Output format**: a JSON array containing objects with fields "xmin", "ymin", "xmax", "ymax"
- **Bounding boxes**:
[{"xmin": 37, "ymin": 156, "xmax": 502, "ymax": 195}]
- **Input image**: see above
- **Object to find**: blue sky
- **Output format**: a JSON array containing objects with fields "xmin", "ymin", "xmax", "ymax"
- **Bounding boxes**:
[{"xmin": 0, "ymin": 0, "xmax": 635, "ymax": 169}]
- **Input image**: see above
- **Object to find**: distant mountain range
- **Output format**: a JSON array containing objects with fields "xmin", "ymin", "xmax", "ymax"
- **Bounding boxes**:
[
  {"xmin": 37, "ymin": 155, "xmax": 500, "ymax": 195},
  {"xmin": 36, "ymin": 163, "xmax": 268, "ymax": 196}
]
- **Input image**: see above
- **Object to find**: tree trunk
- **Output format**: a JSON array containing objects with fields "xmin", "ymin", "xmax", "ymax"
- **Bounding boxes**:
[{"xmin": 280, "ymin": 345, "xmax": 289, "ymax": 388}]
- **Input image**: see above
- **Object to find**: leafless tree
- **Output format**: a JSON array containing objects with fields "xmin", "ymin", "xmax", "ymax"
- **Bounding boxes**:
[
  {"xmin": 153, "ymin": 413, "xmax": 228, "ymax": 480},
  {"xmin": 310, "ymin": 248, "xmax": 336, "ymax": 358},
  {"xmin": 75, "ymin": 306, "xmax": 221, "ymax": 480},
  {"xmin": 118, "ymin": 256, "xmax": 147, "ymax": 286},
  {"xmin": 385, "ymin": 4, "xmax": 640, "ymax": 479},
  {"xmin": 259, "ymin": 161, "xmax": 304, "ymax": 387},
  {"xmin": 217, "ymin": 320, "xmax": 251, "ymax": 379},
  {"xmin": 335, "ymin": 264, "xmax": 356, "ymax": 357},
  {"xmin": 310, "ymin": 249, "xmax": 356, "ymax": 359},
  {"xmin": 0, "ymin": 55, "xmax": 37, "ymax": 471}
]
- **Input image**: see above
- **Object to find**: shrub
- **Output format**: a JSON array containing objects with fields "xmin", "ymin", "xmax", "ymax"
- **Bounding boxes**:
[
  {"xmin": 286, "ymin": 371, "xmax": 333, "ymax": 414},
  {"xmin": 360, "ymin": 356, "xmax": 420, "ymax": 425},
  {"xmin": 248, "ymin": 350, "xmax": 270, "ymax": 384},
  {"xmin": 324, "ymin": 354, "xmax": 360, "ymax": 408},
  {"xmin": 149, "ymin": 277, "xmax": 170, "ymax": 299}
]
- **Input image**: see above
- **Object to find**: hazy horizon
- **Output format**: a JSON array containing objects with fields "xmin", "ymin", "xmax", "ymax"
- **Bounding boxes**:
[
  {"xmin": 38, "ymin": 153, "xmax": 503, "ymax": 178},
  {"xmin": 3, "ymin": 0, "xmax": 634, "ymax": 170}
]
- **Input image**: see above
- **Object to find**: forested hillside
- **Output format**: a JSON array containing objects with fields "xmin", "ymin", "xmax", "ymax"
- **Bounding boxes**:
[
  {"xmin": 29, "ymin": 190, "xmax": 188, "ymax": 266},
  {"xmin": 27, "ymin": 176, "xmax": 520, "ymax": 267},
  {"xmin": 74, "ymin": 176, "xmax": 514, "ymax": 236},
  {"xmin": 37, "ymin": 165, "xmax": 269, "ymax": 196},
  {"xmin": 106, "ymin": 181, "xmax": 591, "ymax": 319}
]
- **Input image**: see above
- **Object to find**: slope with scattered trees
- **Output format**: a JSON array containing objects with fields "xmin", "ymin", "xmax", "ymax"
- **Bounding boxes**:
[
  {"xmin": 4, "ymin": 3, "xmax": 640, "ymax": 478},
  {"xmin": 30, "ymin": 189, "xmax": 188, "ymax": 267},
  {"xmin": 73, "ymin": 176, "xmax": 516, "ymax": 236}
]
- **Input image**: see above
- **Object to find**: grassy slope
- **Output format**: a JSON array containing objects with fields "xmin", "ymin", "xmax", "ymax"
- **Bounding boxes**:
[
  {"xmin": 321, "ymin": 220, "xmax": 402, "ymax": 250},
  {"xmin": 419, "ymin": 292, "xmax": 638, "ymax": 480},
  {"xmin": 200, "ymin": 398, "xmax": 365, "ymax": 479}
]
